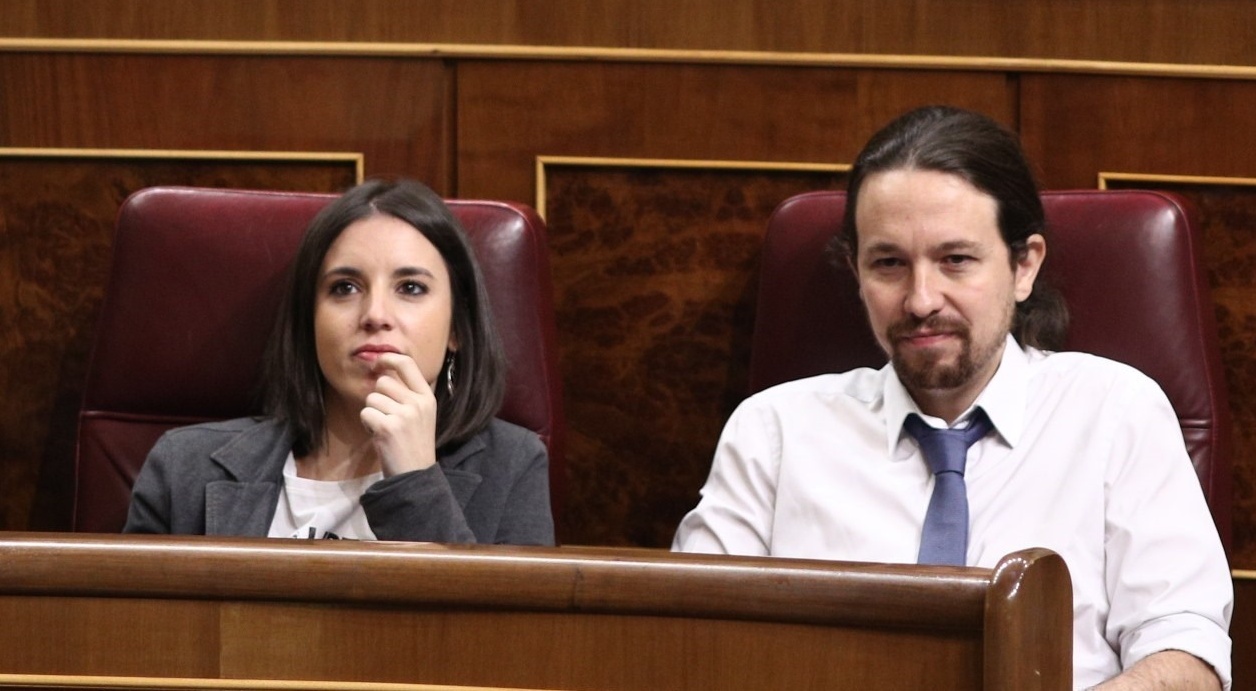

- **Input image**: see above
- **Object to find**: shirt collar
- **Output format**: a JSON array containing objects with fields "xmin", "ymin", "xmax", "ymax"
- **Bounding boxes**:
[{"xmin": 881, "ymin": 333, "xmax": 1028, "ymax": 455}]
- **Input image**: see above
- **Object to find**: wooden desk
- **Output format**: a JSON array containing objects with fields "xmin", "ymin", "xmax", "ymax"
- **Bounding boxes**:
[{"xmin": 0, "ymin": 534, "xmax": 1070, "ymax": 689}]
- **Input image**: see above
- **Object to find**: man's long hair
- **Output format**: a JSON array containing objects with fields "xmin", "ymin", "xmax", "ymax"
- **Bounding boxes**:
[{"xmin": 833, "ymin": 105, "xmax": 1069, "ymax": 350}]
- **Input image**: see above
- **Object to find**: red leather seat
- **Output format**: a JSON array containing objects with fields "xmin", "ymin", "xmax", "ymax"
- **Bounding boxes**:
[
  {"xmin": 74, "ymin": 187, "xmax": 565, "ymax": 533},
  {"xmin": 750, "ymin": 189, "xmax": 1232, "ymax": 550}
]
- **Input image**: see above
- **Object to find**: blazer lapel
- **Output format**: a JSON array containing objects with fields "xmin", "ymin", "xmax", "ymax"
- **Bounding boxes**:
[
  {"xmin": 438, "ymin": 433, "xmax": 488, "ymax": 509},
  {"xmin": 205, "ymin": 419, "xmax": 291, "ymax": 536}
]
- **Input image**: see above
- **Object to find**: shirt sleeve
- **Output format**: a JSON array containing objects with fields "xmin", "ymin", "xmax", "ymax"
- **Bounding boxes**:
[
  {"xmin": 672, "ymin": 397, "xmax": 782, "ymax": 556},
  {"xmin": 1101, "ymin": 373, "xmax": 1233, "ymax": 688}
]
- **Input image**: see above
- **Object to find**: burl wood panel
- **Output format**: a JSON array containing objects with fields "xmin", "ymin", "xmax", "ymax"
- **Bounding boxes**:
[
  {"xmin": 544, "ymin": 165, "xmax": 845, "ymax": 546},
  {"xmin": 1234, "ymin": 576, "xmax": 1256, "ymax": 688},
  {"xmin": 0, "ymin": 156, "xmax": 356, "ymax": 532},
  {"xmin": 1020, "ymin": 76, "xmax": 1256, "ymax": 567},
  {"xmin": 4, "ymin": 0, "xmax": 1256, "ymax": 66}
]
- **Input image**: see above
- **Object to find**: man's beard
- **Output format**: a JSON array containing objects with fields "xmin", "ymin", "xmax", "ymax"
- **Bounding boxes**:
[{"xmin": 887, "ymin": 315, "xmax": 979, "ymax": 392}]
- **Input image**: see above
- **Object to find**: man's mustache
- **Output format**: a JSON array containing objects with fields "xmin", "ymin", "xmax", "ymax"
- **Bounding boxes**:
[{"xmin": 886, "ymin": 315, "xmax": 970, "ymax": 342}]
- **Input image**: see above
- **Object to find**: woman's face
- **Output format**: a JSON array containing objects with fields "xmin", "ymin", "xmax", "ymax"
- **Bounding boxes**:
[{"xmin": 313, "ymin": 214, "xmax": 457, "ymax": 411}]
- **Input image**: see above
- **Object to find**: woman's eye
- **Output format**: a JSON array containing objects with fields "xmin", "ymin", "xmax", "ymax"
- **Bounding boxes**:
[
  {"xmin": 399, "ymin": 281, "xmax": 428, "ymax": 296},
  {"xmin": 329, "ymin": 280, "xmax": 358, "ymax": 296}
]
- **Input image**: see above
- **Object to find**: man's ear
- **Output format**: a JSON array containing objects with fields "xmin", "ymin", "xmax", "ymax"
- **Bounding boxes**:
[{"xmin": 1013, "ymin": 234, "xmax": 1046, "ymax": 302}]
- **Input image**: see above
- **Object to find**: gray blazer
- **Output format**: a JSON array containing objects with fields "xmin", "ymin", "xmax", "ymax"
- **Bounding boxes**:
[{"xmin": 123, "ymin": 417, "xmax": 555, "ymax": 545}]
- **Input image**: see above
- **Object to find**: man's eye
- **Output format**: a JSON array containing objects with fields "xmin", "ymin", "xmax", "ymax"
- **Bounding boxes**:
[
  {"xmin": 943, "ymin": 255, "xmax": 974, "ymax": 266},
  {"xmin": 870, "ymin": 257, "xmax": 903, "ymax": 269}
]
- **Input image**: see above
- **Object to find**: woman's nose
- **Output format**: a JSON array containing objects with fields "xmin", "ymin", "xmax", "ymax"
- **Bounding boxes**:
[{"xmin": 360, "ymin": 292, "xmax": 393, "ymax": 331}]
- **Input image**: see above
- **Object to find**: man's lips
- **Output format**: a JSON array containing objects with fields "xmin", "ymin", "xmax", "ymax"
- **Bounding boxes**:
[{"xmin": 894, "ymin": 330, "xmax": 960, "ymax": 349}]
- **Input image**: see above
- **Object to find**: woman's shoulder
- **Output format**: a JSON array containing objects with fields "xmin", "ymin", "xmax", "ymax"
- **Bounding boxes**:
[
  {"xmin": 154, "ymin": 416, "xmax": 283, "ymax": 454},
  {"xmin": 441, "ymin": 418, "xmax": 546, "ymax": 469},
  {"xmin": 478, "ymin": 418, "xmax": 546, "ymax": 454}
]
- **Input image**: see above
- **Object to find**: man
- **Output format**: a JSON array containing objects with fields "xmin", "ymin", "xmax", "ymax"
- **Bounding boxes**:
[{"xmin": 673, "ymin": 106, "xmax": 1232, "ymax": 689}]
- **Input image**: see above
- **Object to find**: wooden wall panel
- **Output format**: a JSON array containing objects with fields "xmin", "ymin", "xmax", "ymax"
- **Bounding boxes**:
[
  {"xmin": 457, "ymin": 61, "xmax": 1015, "ymax": 204},
  {"xmin": 1019, "ymin": 75, "xmax": 1256, "ymax": 189},
  {"xmin": 0, "ymin": 53, "xmax": 451, "ymax": 188},
  {"xmin": 3, "ymin": 0, "xmax": 1256, "ymax": 66},
  {"xmin": 543, "ymin": 164, "xmax": 846, "ymax": 546},
  {"xmin": 1234, "ymin": 576, "xmax": 1256, "ymax": 688},
  {"xmin": 0, "ymin": 154, "xmax": 357, "ymax": 532}
]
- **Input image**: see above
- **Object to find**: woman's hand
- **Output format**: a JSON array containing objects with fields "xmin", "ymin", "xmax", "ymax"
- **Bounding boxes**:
[{"xmin": 359, "ymin": 352, "xmax": 439, "ymax": 476}]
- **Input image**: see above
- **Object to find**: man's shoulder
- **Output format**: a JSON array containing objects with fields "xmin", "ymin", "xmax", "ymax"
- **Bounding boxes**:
[
  {"xmin": 744, "ymin": 367, "xmax": 886, "ymax": 409},
  {"xmin": 1027, "ymin": 348, "xmax": 1165, "ymax": 396}
]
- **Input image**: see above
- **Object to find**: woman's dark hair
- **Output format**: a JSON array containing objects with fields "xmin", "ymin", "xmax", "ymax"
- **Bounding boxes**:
[
  {"xmin": 835, "ymin": 105, "xmax": 1069, "ymax": 350},
  {"xmin": 262, "ymin": 178, "xmax": 505, "ymax": 456}
]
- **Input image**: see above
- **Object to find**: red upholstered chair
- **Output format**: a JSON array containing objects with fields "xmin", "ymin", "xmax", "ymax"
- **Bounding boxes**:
[
  {"xmin": 74, "ymin": 187, "xmax": 565, "ymax": 533},
  {"xmin": 749, "ymin": 189, "xmax": 1232, "ymax": 550}
]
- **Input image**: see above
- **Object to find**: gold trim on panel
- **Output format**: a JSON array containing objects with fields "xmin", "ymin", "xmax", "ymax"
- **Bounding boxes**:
[
  {"xmin": 1099, "ymin": 172, "xmax": 1256, "ymax": 189},
  {"xmin": 0, "ymin": 674, "xmax": 552, "ymax": 691},
  {"xmin": 2, "ymin": 38, "xmax": 1256, "ymax": 82},
  {"xmin": 0, "ymin": 147, "xmax": 365, "ymax": 183},
  {"xmin": 534, "ymin": 155, "xmax": 849, "ymax": 221},
  {"xmin": 1234, "ymin": 570, "xmax": 1256, "ymax": 580}
]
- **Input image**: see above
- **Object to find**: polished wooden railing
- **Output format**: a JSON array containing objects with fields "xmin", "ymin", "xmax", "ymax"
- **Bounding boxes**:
[{"xmin": 0, "ymin": 534, "xmax": 1070, "ymax": 689}]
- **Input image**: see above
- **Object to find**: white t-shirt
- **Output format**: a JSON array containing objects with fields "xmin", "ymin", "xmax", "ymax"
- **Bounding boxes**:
[
  {"xmin": 268, "ymin": 453, "xmax": 382, "ymax": 540},
  {"xmin": 673, "ymin": 335, "xmax": 1233, "ymax": 689}
]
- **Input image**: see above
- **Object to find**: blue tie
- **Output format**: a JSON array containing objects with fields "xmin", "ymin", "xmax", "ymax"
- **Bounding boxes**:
[{"xmin": 902, "ymin": 409, "xmax": 993, "ymax": 566}]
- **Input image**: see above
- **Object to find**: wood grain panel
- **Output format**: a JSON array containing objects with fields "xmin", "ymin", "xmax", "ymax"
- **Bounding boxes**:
[
  {"xmin": 541, "ymin": 164, "xmax": 845, "ymax": 546},
  {"xmin": 3, "ymin": 0, "xmax": 1255, "ymax": 66},
  {"xmin": 0, "ymin": 154, "xmax": 356, "ymax": 533},
  {"xmin": 0, "ymin": 597, "xmax": 221, "ymax": 677},
  {"xmin": 0, "ymin": 52, "xmax": 451, "ymax": 188},
  {"xmin": 1019, "ymin": 75, "xmax": 1256, "ymax": 189},
  {"xmin": 457, "ymin": 61, "xmax": 1014, "ymax": 204}
]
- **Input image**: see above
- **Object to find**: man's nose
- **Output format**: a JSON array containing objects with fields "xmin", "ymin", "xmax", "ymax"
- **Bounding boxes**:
[{"xmin": 903, "ymin": 268, "xmax": 944, "ymax": 318}]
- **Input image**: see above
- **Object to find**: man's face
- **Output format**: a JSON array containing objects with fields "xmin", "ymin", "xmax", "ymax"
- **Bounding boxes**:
[{"xmin": 853, "ymin": 168, "xmax": 1044, "ymax": 418}]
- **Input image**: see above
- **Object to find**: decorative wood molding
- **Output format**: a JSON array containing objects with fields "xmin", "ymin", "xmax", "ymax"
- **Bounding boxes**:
[
  {"xmin": 535, "ymin": 155, "xmax": 849, "ymax": 220},
  {"xmin": 3, "ymin": 37, "xmax": 1256, "ymax": 82},
  {"xmin": 1099, "ymin": 172, "xmax": 1256, "ymax": 189},
  {"xmin": 0, "ymin": 674, "xmax": 529, "ymax": 690},
  {"xmin": 0, "ymin": 147, "xmax": 364, "ymax": 182}
]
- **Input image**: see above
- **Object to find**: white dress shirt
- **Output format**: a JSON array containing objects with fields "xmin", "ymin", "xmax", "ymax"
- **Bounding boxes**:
[{"xmin": 673, "ymin": 335, "xmax": 1232, "ymax": 689}]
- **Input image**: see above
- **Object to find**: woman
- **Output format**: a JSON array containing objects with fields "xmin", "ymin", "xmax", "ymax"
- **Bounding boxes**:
[{"xmin": 123, "ymin": 179, "xmax": 555, "ymax": 545}]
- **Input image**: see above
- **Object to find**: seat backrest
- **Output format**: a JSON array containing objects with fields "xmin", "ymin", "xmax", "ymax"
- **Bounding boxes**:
[
  {"xmin": 750, "ymin": 189, "xmax": 1232, "ymax": 550},
  {"xmin": 74, "ymin": 187, "xmax": 565, "ymax": 533}
]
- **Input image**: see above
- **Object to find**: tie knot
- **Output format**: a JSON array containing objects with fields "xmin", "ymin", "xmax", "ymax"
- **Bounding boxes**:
[{"xmin": 903, "ymin": 409, "xmax": 993, "ymax": 476}]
